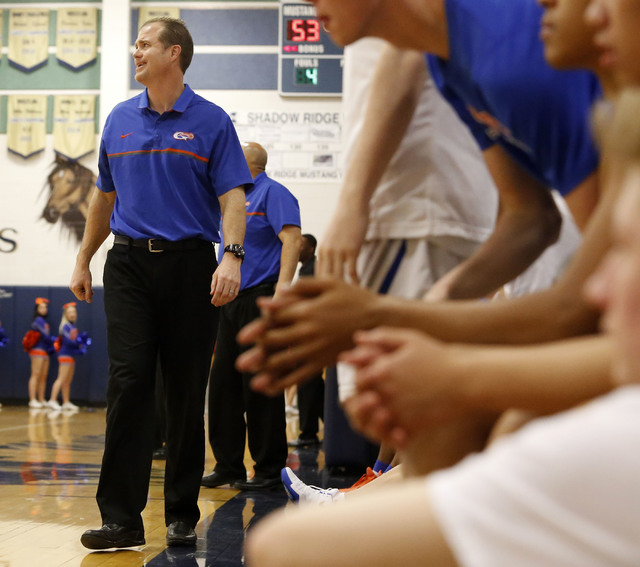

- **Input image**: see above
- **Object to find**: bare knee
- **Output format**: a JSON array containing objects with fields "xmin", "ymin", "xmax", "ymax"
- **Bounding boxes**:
[{"xmin": 245, "ymin": 511, "xmax": 295, "ymax": 567}]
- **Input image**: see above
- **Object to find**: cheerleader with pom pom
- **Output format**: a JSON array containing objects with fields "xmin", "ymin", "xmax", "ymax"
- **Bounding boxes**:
[
  {"xmin": 47, "ymin": 303, "xmax": 91, "ymax": 411},
  {"xmin": 26, "ymin": 298, "xmax": 55, "ymax": 409}
]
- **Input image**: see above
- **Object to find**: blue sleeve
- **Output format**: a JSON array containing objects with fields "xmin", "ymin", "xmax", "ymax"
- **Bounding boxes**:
[
  {"xmin": 97, "ymin": 110, "xmax": 116, "ymax": 193},
  {"xmin": 207, "ymin": 113, "xmax": 254, "ymax": 197},
  {"xmin": 428, "ymin": 67, "xmax": 495, "ymax": 152},
  {"xmin": 265, "ymin": 182, "xmax": 301, "ymax": 235}
]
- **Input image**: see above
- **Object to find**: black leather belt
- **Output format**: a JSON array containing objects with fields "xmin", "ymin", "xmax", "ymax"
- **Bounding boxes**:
[{"xmin": 113, "ymin": 234, "xmax": 211, "ymax": 252}]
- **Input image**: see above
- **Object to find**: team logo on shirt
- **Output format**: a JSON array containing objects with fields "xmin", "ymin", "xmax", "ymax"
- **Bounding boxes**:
[
  {"xmin": 173, "ymin": 131, "xmax": 195, "ymax": 141},
  {"xmin": 466, "ymin": 105, "xmax": 532, "ymax": 154}
]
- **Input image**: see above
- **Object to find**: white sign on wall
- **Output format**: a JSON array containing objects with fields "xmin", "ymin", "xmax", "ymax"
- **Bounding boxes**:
[{"xmin": 232, "ymin": 109, "xmax": 343, "ymax": 184}]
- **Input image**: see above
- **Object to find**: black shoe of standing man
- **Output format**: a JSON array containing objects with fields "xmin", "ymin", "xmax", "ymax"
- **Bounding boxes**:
[
  {"xmin": 81, "ymin": 524, "xmax": 145, "ymax": 550},
  {"xmin": 232, "ymin": 475, "xmax": 281, "ymax": 490},
  {"xmin": 201, "ymin": 469, "xmax": 244, "ymax": 488},
  {"xmin": 166, "ymin": 521, "xmax": 197, "ymax": 547},
  {"xmin": 287, "ymin": 435, "xmax": 321, "ymax": 448}
]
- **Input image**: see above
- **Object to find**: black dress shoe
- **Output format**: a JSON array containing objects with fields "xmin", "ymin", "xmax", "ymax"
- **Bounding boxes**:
[
  {"xmin": 287, "ymin": 436, "xmax": 321, "ymax": 448},
  {"xmin": 166, "ymin": 521, "xmax": 197, "ymax": 547},
  {"xmin": 81, "ymin": 524, "xmax": 145, "ymax": 550},
  {"xmin": 201, "ymin": 470, "xmax": 244, "ymax": 488},
  {"xmin": 152, "ymin": 446, "xmax": 167, "ymax": 460},
  {"xmin": 232, "ymin": 475, "xmax": 281, "ymax": 490}
]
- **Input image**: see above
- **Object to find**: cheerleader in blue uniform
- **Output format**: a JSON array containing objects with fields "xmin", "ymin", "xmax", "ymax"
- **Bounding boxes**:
[
  {"xmin": 27, "ymin": 298, "xmax": 55, "ymax": 409},
  {"xmin": 47, "ymin": 302, "xmax": 90, "ymax": 411}
]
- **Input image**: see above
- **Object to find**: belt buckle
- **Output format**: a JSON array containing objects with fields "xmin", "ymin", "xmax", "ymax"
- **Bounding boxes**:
[{"xmin": 148, "ymin": 239, "xmax": 163, "ymax": 253}]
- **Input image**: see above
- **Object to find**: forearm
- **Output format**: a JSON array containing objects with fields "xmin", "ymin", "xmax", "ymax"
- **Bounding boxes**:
[
  {"xmin": 375, "ymin": 283, "xmax": 599, "ymax": 345},
  {"xmin": 444, "ymin": 145, "xmax": 563, "ymax": 299},
  {"xmin": 219, "ymin": 187, "xmax": 246, "ymax": 247},
  {"xmin": 445, "ymin": 205, "xmax": 562, "ymax": 299},
  {"xmin": 341, "ymin": 46, "xmax": 424, "ymax": 210},
  {"xmin": 276, "ymin": 227, "xmax": 302, "ymax": 289},
  {"xmin": 76, "ymin": 188, "xmax": 115, "ymax": 267},
  {"xmin": 454, "ymin": 334, "xmax": 613, "ymax": 414}
]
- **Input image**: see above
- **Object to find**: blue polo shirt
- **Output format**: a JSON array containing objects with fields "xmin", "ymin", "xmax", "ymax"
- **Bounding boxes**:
[
  {"xmin": 219, "ymin": 172, "xmax": 300, "ymax": 290},
  {"xmin": 427, "ymin": 0, "xmax": 602, "ymax": 196},
  {"xmin": 97, "ymin": 84, "xmax": 253, "ymax": 241}
]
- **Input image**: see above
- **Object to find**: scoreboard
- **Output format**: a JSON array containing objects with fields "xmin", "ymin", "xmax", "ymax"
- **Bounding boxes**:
[{"xmin": 279, "ymin": 3, "xmax": 343, "ymax": 96}]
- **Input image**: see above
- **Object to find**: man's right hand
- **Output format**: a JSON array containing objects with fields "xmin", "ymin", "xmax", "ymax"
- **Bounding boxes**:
[
  {"xmin": 236, "ymin": 278, "xmax": 381, "ymax": 394},
  {"xmin": 70, "ymin": 263, "xmax": 94, "ymax": 303},
  {"xmin": 317, "ymin": 204, "xmax": 369, "ymax": 283}
]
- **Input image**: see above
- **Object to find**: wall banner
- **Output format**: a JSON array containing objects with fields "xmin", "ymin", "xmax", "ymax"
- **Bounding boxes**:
[
  {"xmin": 139, "ymin": 7, "xmax": 181, "ymax": 25},
  {"xmin": 56, "ymin": 8, "xmax": 98, "ymax": 71},
  {"xmin": 7, "ymin": 95, "xmax": 47, "ymax": 159},
  {"xmin": 53, "ymin": 95, "xmax": 96, "ymax": 160},
  {"xmin": 8, "ymin": 9, "xmax": 50, "ymax": 73}
]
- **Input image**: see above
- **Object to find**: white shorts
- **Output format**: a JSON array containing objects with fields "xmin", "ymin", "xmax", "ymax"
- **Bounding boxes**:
[
  {"xmin": 427, "ymin": 386, "xmax": 640, "ymax": 567},
  {"xmin": 338, "ymin": 235, "xmax": 480, "ymax": 403}
]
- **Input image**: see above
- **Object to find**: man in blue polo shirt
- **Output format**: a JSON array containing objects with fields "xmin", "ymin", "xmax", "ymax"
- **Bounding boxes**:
[
  {"xmin": 70, "ymin": 17, "xmax": 252, "ymax": 549},
  {"xmin": 201, "ymin": 142, "xmax": 301, "ymax": 491}
]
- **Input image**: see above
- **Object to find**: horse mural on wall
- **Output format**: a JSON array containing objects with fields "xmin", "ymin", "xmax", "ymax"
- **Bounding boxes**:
[{"xmin": 41, "ymin": 155, "xmax": 97, "ymax": 243}]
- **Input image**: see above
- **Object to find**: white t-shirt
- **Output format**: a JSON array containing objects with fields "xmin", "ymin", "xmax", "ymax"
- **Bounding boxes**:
[
  {"xmin": 342, "ymin": 38, "xmax": 498, "ymax": 242},
  {"xmin": 427, "ymin": 385, "xmax": 640, "ymax": 566}
]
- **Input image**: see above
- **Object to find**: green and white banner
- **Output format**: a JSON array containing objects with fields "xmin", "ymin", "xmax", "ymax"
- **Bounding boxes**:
[
  {"xmin": 56, "ymin": 8, "xmax": 98, "ymax": 72},
  {"xmin": 8, "ymin": 9, "xmax": 50, "ymax": 73}
]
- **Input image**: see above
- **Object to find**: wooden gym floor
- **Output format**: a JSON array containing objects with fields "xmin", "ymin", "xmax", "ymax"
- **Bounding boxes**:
[{"xmin": 0, "ymin": 404, "xmax": 353, "ymax": 567}]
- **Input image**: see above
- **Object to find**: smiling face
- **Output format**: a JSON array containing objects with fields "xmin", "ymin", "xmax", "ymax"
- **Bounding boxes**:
[
  {"xmin": 586, "ymin": 0, "xmax": 640, "ymax": 85},
  {"xmin": 65, "ymin": 306, "xmax": 77, "ymax": 324},
  {"xmin": 133, "ymin": 21, "xmax": 178, "ymax": 86},
  {"xmin": 303, "ymin": 0, "xmax": 383, "ymax": 46},
  {"xmin": 538, "ymin": 0, "xmax": 600, "ymax": 70},
  {"xmin": 36, "ymin": 302, "xmax": 48, "ymax": 317}
]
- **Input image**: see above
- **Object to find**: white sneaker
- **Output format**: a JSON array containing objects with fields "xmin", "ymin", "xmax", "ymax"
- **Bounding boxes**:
[
  {"xmin": 61, "ymin": 402, "xmax": 79, "ymax": 411},
  {"xmin": 47, "ymin": 400, "xmax": 62, "ymax": 411},
  {"xmin": 28, "ymin": 400, "xmax": 43, "ymax": 409},
  {"xmin": 281, "ymin": 467, "xmax": 343, "ymax": 505}
]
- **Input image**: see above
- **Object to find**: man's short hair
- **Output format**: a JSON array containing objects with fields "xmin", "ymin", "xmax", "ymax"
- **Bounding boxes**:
[
  {"xmin": 302, "ymin": 233, "xmax": 317, "ymax": 250},
  {"xmin": 142, "ymin": 17, "xmax": 194, "ymax": 74}
]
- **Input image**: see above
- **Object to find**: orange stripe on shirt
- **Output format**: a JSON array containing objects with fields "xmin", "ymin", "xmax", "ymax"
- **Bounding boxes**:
[
  {"xmin": 246, "ymin": 212, "xmax": 266, "ymax": 216},
  {"xmin": 107, "ymin": 148, "xmax": 209, "ymax": 163}
]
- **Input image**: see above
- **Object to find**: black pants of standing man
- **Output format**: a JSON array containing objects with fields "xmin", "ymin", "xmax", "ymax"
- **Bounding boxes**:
[
  {"xmin": 208, "ymin": 282, "xmax": 288, "ymax": 484},
  {"xmin": 97, "ymin": 241, "xmax": 218, "ymax": 532}
]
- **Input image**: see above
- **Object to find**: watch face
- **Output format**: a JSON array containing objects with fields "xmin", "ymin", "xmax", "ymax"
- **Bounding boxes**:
[{"xmin": 226, "ymin": 244, "xmax": 245, "ymax": 258}]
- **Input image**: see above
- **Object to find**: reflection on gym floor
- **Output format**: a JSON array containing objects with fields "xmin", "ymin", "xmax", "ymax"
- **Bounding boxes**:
[{"xmin": 0, "ymin": 405, "xmax": 353, "ymax": 567}]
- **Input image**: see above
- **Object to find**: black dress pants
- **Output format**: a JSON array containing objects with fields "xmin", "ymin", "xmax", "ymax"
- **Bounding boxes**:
[
  {"xmin": 297, "ymin": 373, "xmax": 324, "ymax": 439},
  {"xmin": 208, "ymin": 283, "xmax": 287, "ymax": 479},
  {"xmin": 97, "ymin": 243, "xmax": 218, "ymax": 531}
]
